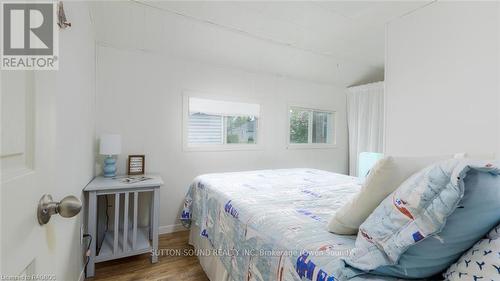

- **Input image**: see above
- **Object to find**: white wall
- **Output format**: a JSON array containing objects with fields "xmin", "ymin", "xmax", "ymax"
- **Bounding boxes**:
[
  {"xmin": 384, "ymin": 1, "xmax": 499, "ymax": 158},
  {"xmin": 95, "ymin": 45, "xmax": 348, "ymax": 231},
  {"xmin": 498, "ymin": 3, "xmax": 500, "ymax": 159}
]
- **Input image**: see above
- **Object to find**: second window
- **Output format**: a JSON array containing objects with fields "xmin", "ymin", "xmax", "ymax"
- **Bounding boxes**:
[{"xmin": 289, "ymin": 107, "xmax": 335, "ymax": 146}]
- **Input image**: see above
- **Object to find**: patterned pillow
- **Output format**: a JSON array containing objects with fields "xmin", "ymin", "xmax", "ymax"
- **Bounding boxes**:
[
  {"xmin": 370, "ymin": 169, "xmax": 500, "ymax": 278},
  {"xmin": 443, "ymin": 237, "xmax": 499, "ymax": 281},
  {"xmin": 488, "ymin": 224, "xmax": 500, "ymax": 239},
  {"xmin": 345, "ymin": 160, "xmax": 500, "ymax": 275}
]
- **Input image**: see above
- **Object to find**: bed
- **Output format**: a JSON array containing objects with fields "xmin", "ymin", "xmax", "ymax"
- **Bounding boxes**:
[{"xmin": 181, "ymin": 168, "xmax": 401, "ymax": 281}]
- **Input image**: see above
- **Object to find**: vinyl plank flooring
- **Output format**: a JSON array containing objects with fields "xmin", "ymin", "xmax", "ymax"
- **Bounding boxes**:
[{"xmin": 87, "ymin": 231, "xmax": 210, "ymax": 281}]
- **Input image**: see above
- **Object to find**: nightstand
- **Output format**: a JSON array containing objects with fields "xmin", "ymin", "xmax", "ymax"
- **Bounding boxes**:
[{"xmin": 84, "ymin": 175, "xmax": 163, "ymax": 277}]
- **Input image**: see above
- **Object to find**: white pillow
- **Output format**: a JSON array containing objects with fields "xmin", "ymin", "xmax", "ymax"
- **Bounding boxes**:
[
  {"xmin": 443, "ymin": 237, "xmax": 499, "ymax": 281},
  {"xmin": 328, "ymin": 155, "xmax": 449, "ymax": 235},
  {"xmin": 488, "ymin": 223, "xmax": 500, "ymax": 239}
]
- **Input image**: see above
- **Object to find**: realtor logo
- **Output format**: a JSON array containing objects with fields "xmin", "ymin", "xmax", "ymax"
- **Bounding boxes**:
[{"xmin": 1, "ymin": 2, "xmax": 58, "ymax": 70}]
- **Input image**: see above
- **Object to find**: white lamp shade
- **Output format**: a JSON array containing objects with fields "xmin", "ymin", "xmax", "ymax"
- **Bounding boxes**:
[{"xmin": 99, "ymin": 134, "xmax": 121, "ymax": 155}]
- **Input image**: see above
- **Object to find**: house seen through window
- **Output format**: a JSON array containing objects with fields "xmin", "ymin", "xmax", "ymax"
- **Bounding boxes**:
[{"xmin": 187, "ymin": 97, "xmax": 259, "ymax": 146}]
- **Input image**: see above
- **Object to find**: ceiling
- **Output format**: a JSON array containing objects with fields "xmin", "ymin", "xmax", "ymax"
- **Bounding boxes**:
[{"xmin": 89, "ymin": 1, "xmax": 432, "ymax": 86}]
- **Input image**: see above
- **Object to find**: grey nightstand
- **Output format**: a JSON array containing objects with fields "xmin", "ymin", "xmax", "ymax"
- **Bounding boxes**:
[{"xmin": 84, "ymin": 175, "xmax": 163, "ymax": 277}]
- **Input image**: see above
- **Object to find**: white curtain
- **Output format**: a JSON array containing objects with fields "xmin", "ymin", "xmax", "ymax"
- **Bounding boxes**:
[{"xmin": 347, "ymin": 82, "xmax": 384, "ymax": 176}]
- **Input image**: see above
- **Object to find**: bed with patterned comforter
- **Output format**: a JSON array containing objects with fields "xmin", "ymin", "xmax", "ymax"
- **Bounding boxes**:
[{"xmin": 181, "ymin": 168, "xmax": 373, "ymax": 281}]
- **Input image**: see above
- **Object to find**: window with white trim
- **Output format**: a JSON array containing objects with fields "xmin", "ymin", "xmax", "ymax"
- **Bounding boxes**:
[
  {"xmin": 186, "ymin": 97, "xmax": 260, "ymax": 147},
  {"xmin": 288, "ymin": 107, "xmax": 335, "ymax": 145}
]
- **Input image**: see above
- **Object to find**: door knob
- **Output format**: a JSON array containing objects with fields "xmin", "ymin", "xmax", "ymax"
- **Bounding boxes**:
[{"xmin": 37, "ymin": 194, "xmax": 82, "ymax": 225}]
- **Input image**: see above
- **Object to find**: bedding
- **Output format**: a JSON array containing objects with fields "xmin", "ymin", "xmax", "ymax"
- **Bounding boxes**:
[
  {"xmin": 181, "ymin": 164, "xmax": 498, "ymax": 281},
  {"xmin": 181, "ymin": 168, "xmax": 366, "ymax": 281},
  {"xmin": 443, "ymin": 237, "xmax": 500, "ymax": 281},
  {"xmin": 329, "ymin": 155, "xmax": 449, "ymax": 235},
  {"xmin": 346, "ymin": 160, "xmax": 500, "ymax": 278},
  {"xmin": 488, "ymin": 223, "xmax": 500, "ymax": 239},
  {"xmin": 373, "ymin": 167, "xmax": 500, "ymax": 278},
  {"xmin": 188, "ymin": 225, "xmax": 401, "ymax": 281}
]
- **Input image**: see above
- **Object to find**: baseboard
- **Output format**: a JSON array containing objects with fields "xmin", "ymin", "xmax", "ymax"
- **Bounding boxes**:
[{"xmin": 159, "ymin": 223, "xmax": 185, "ymax": 234}]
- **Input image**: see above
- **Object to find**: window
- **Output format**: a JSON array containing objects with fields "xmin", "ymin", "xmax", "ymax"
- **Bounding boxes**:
[
  {"xmin": 185, "ymin": 97, "xmax": 260, "ymax": 149},
  {"xmin": 289, "ymin": 107, "xmax": 335, "ymax": 146}
]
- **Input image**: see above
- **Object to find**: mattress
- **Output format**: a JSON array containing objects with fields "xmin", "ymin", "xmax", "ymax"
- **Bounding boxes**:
[{"xmin": 181, "ymin": 168, "xmax": 401, "ymax": 281}]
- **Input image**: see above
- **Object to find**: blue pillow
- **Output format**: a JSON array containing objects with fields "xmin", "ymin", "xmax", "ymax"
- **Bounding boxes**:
[{"xmin": 372, "ymin": 169, "xmax": 500, "ymax": 278}]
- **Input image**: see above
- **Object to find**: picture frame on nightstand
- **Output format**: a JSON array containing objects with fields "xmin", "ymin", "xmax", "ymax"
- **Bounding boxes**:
[{"xmin": 127, "ymin": 155, "xmax": 145, "ymax": 175}]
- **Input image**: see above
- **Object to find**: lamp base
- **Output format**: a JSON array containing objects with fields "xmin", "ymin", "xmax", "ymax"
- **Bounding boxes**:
[{"xmin": 103, "ymin": 156, "xmax": 116, "ymax": 177}]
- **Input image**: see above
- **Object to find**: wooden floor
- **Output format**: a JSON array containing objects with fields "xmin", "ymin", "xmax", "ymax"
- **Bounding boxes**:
[{"xmin": 87, "ymin": 231, "xmax": 210, "ymax": 281}]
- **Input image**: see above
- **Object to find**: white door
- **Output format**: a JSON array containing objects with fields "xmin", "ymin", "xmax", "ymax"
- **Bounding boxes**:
[{"xmin": 1, "ymin": 70, "xmax": 57, "ymax": 277}]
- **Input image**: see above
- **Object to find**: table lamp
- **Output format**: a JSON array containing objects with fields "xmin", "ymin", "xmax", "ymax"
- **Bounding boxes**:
[{"xmin": 99, "ymin": 134, "xmax": 121, "ymax": 177}]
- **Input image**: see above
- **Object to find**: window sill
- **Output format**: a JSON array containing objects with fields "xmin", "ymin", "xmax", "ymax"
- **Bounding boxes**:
[
  {"xmin": 183, "ymin": 144, "xmax": 263, "ymax": 152},
  {"xmin": 286, "ymin": 144, "xmax": 337, "ymax": 150}
]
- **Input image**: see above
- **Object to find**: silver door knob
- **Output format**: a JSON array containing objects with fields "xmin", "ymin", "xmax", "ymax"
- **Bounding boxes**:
[{"xmin": 37, "ymin": 194, "xmax": 82, "ymax": 225}]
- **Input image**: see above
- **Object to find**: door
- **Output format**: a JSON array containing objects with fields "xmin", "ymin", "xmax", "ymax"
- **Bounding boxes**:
[{"xmin": 1, "ymin": 70, "xmax": 57, "ymax": 276}]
